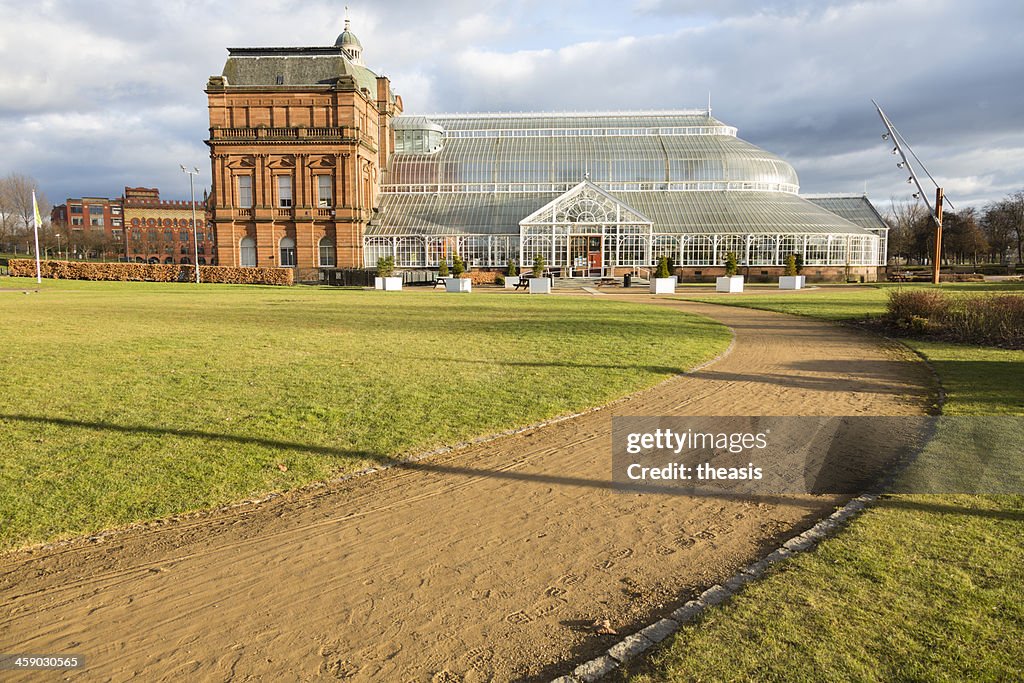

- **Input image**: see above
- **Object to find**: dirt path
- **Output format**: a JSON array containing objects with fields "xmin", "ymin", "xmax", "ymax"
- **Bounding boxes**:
[{"xmin": 0, "ymin": 301, "xmax": 934, "ymax": 682}]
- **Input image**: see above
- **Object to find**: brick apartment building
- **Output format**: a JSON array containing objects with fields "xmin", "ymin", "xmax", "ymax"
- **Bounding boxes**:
[
  {"xmin": 51, "ymin": 196, "xmax": 124, "ymax": 258},
  {"xmin": 52, "ymin": 188, "xmax": 215, "ymax": 264},
  {"xmin": 205, "ymin": 19, "xmax": 401, "ymax": 281}
]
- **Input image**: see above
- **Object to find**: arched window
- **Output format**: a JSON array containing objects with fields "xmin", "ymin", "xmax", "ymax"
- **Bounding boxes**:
[
  {"xmin": 240, "ymin": 236, "xmax": 256, "ymax": 267},
  {"xmin": 279, "ymin": 236, "xmax": 296, "ymax": 267},
  {"xmin": 318, "ymin": 237, "xmax": 336, "ymax": 268}
]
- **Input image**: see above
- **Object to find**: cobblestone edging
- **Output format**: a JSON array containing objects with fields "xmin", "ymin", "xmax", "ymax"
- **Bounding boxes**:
[
  {"xmin": 549, "ymin": 491, "xmax": 881, "ymax": 683},
  {"xmin": 549, "ymin": 331, "xmax": 946, "ymax": 683}
]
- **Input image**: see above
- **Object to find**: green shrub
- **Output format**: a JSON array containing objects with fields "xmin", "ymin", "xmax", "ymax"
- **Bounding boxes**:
[
  {"xmin": 437, "ymin": 258, "xmax": 449, "ymax": 277},
  {"xmin": 794, "ymin": 253, "xmax": 804, "ymax": 274},
  {"xmin": 507, "ymin": 259, "xmax": 517, "ymax": 277},
  {"xmin": 532, "ymin": 253, "xmax": 545, "ymax": 278},
  {"xmin": 376, "ymin": 255, "xmax": 395, "ymax": 278},
  {"xmin": 495, "ymin": 274, "xmax": 505, "ymax": 286},
  {"xmin": 724, "ymin": 251, "xmax": 738, "ymax": 277},
  {"xmin": 784, "ymin": 254, "xmax": 798, "ymax": 277},
  {"xmin": 452, "ymin": 254, "xmax": 465, "ymax": 277},
  {"xmin": 655, "ymin": 255, "xmax": 671, "ymax": 279}
]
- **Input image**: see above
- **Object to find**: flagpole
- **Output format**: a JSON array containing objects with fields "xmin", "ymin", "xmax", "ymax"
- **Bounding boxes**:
[{"xmin": 32, "ymin": 190, "xmax": 42, "ymax": 283}]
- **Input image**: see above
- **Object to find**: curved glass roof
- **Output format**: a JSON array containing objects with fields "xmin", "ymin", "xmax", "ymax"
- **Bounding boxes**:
[
  {"xmin": 803, "ymin": 195, "xmax": 889, "ymax": 232},
  {"xmin": 387, "ymin": 112, "xmax": 799, "ymax": 191},
  {"xmin": 425, "ymin": 111, "xmax": 731, "ymax": 130},
  {"xmin": 370, "ymin": 190, "xmax": 872, "ymax": 237}
]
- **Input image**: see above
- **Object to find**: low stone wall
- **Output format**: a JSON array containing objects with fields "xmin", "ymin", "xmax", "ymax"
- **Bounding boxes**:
[{"xmin": 7, "ymin": 260, "xmax": 294, "ymax": 286}]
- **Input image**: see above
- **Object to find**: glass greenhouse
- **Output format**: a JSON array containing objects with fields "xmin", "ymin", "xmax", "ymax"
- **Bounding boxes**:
[{"xmin": 368, "ymin": 111, "xmax": 888, "ymax": 275}]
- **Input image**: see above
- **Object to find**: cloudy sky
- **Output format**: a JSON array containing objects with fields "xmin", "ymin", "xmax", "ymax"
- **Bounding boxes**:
[{"xmin": 1, "ymin": 0, "xmax": 1022, "ymax": 213}]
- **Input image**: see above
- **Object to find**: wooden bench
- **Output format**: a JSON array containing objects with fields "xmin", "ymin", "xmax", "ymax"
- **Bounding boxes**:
[
  {"xmin": 513, "ymin": 278, "xmax": 530, "ymax": 291},
  {"xmin": 434, "ymin": 277, "xmax": 446, "ymax": 289},
  {"xmin": 595, "ymin": 277, "xmax": 618, "ymax": 288}
]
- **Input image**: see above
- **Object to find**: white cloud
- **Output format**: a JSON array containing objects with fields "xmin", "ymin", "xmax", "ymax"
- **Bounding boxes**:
[{"xmin": 0, "ymin": 0, "xmax": 1020, "ymax": 212}]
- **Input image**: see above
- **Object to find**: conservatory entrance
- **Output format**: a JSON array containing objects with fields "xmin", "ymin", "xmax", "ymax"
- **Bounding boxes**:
[
  {"xmin": 519, "ymin": 180, "xmax": 654, "ymax": 278},
  {"xmin": 569, "ymin": 235, "xmax": 603, "ymax": 277}
]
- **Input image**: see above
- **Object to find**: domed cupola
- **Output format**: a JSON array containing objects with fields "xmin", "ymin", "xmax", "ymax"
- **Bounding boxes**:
[{"xmin": 335, "ymin": 17, "xmax": 364, "ymax": 65}]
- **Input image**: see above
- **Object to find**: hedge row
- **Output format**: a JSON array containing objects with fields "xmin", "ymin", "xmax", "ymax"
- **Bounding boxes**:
[
  {"xmin": 465, "ymin": 270, "xmax": 499, "ymax": 285},
  {"xmin": 7, "ymin": 260, "xmax": 293, "ymax": 286},
  {"xmin": 887, "ymin": 288, "xmax": 1024, "ymax": 347}
]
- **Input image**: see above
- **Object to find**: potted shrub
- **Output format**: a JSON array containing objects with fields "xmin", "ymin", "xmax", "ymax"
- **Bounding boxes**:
[
  {"xmin": 779, "ymin": 253, "xmax": 805, "ymax": 289},
  {"xmin": 666, "ymin": 255, "xmax": 678, "ymax": 286},
  {"xmin": 374, "ymin": 256, "xmax": 402, "ymax": 291},
  {"xmin": 716, "ymin": 251, "xmax": 744, "ymax": 292},
  {"xmin": 529, "ymin": 253, "xmax": 551, "ymax": 294},
  {"xmin": 445, "ymin": 253, "xmax": 472, "ymax": 292},
  {"xmin": 504, "ymin": 258, "xmax": 520, "ymax": 289},
  {"xmin": 650, "ymin": 255, "xmax": 676, "ymax": 294}
]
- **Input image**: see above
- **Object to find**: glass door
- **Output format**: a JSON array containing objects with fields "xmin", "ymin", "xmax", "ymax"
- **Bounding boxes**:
[{"xmin": 568, "ymin": 235, "xmax": 604, "ymax": 277}]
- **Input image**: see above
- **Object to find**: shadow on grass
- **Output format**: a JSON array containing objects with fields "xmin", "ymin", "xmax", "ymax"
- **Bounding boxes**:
[
  {"xmin": 687, "ymin": 359, "xmax": 928, "ymax": 397},
  {"xmin": 1, "ymin": 413, "xmax": 388, "ymax": 464},
  {"xmin": 0, "ymin": 412, "xmax": 829, "ymax": 508}
]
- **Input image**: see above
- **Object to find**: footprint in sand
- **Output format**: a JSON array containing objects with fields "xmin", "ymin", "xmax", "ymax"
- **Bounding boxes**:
[
  {"xmin": 462, "ymin": 647, "xmax": 494, "ymax": 673},
  {"xmin": 505, "ymin": 610, "xmax": 533, "ymax": 625},
  {"xmin": 558, "ymin": 573, "xmax": 584, "ymax": 586},
  {"xmin": 531, "ymin": 597, "xmax": 567, "ymax": 617},
  {"xmin": 674, "ymin": 535, "xmax": 697, "ymax": 549}
]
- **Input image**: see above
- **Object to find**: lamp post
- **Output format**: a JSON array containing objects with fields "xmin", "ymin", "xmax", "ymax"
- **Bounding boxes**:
[
  {"xmin": 55, "ymin": 233, "xmax": 61, "ymax": 260},
  {"xmin": 180, "ymin": 165, "xmax": 201, "ymax": 284}
]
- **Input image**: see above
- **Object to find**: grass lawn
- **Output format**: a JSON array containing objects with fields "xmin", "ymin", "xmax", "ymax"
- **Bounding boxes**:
[
  {"xmin": 617, "ymin": 284, "xmax": 1024, "ymax": 682},
  {"xmin": 0, "ymin": 277, "xmax": 730, "ymax": 550}
]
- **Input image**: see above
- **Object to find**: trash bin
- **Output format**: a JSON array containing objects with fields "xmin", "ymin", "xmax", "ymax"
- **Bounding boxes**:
[{"xmin": 623, "ymin": 273, "xmax": 632, "ymax": 288}]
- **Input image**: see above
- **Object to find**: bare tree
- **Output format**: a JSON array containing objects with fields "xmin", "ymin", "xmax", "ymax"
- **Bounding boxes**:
[
  {"xmin": 0, "ymin": 173, "xmax": 50, "ymax": 253},
  {"xmin": 1008, "ymin": 191, "xmax": 1024, "ymax": 263},
  {"xmin": 982, "ymin": 198, "xmax": 1020, "ymax": 264},
  {"xmin": 942, "ymin": 208, "xmax": 988, "ymax": 265},
  {"xmin": 888, "ymin": 198, "xmax": 930, "ymax": 264}
]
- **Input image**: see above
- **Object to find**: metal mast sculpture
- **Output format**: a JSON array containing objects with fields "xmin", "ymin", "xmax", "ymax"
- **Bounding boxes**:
[
  {"xmin": 873, "ymin": 101, "xmax": 954, "ymax": 285},
  {"xmin": 872, "ymin": 100, "xmax": 950, "ymax": 284}
]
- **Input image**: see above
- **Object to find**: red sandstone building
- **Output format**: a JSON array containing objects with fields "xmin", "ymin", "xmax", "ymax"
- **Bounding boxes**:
[{"xmin": 205, "ymin": 20, "xmax": 401, "ymax": 281}]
